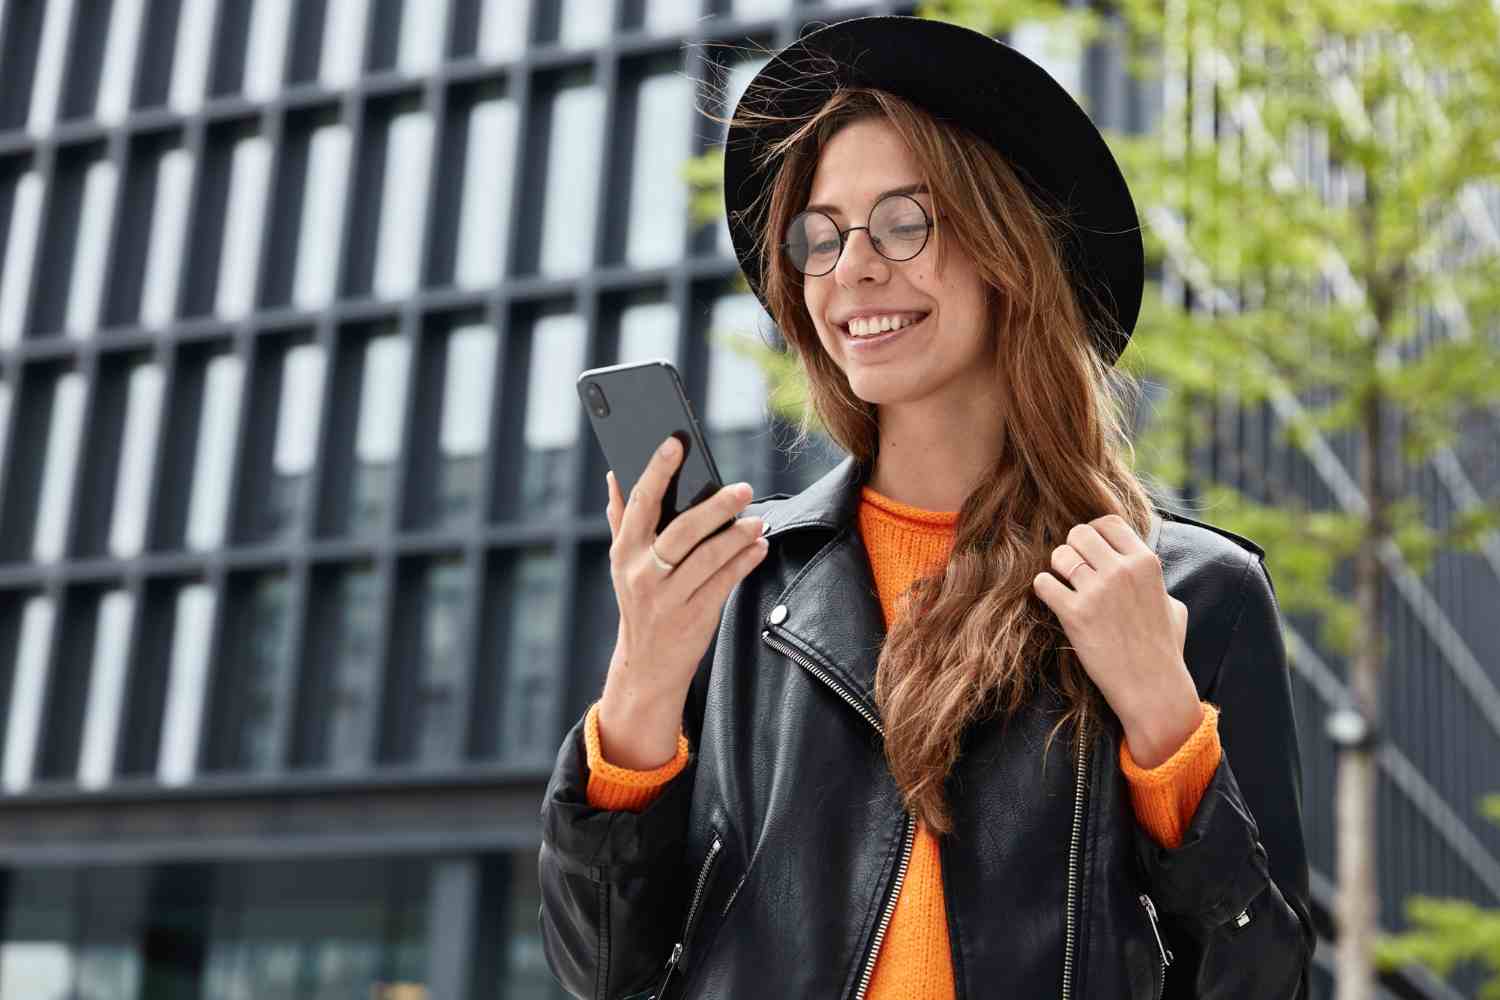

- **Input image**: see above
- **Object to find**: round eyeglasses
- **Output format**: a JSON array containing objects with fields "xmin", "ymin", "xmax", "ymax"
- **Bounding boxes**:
[{"xmin": 781, "ymin": 193, "xmax": 936, "ymax": 277}]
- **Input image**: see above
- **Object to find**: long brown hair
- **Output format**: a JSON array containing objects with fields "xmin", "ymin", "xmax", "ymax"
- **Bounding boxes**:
[{"xmin": 703, "ymin": 52, "xmax": 1165, "ymax": 835}]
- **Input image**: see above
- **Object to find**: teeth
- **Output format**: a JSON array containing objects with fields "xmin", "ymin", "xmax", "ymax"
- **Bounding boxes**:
[{"xmin": 847, "ymin": 313, "xmax": 926, "ymax": 337}]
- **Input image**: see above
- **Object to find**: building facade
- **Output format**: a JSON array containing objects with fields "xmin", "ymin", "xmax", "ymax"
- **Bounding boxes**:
[{"xmin": 0, "ymin": 0, "xmax": 1494, "ymax": 998}]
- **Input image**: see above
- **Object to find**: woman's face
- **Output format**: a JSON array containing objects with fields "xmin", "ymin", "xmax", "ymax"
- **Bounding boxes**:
[{"xmin": 801, "ymin": 118, "xmax": 994, "ymax": 409}]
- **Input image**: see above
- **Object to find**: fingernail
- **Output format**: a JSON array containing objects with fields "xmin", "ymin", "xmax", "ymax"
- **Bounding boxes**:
[
  {"xmin": 761, "ymin": 519, "xmax": 771, "ymax": 535},
  {"xmin": 660, "ymin": 438, "xmax": 678, "ymax": 457}
]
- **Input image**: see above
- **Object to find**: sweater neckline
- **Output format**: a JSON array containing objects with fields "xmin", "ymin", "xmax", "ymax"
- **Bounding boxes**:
[{"xmin": 859, "ymin": 484, "xmax": 960, "ymax": 529}]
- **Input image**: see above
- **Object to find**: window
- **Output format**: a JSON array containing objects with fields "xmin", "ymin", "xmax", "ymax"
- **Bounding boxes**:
[
  {"xmin": 0, "ymin": 381, "xmax": 11, "ymax": 499},
  {"xmin": 96, "ymin": 0, "xmax": 146, "ymax": 124},
  {"xmin": 213, "ymin": 572, "xmax": 295, "ymax": 773},
  {"xmin": 347, "ymin": 331, "xmax": 411, "ymax": 536},
  {"xmin": 731, "ymin": 0, "xmax": 792, "ymax": 16},
  {"xmin": 1, "ymin": 595, "xmax": 56, "ymax": 792},
  {"xmin": 243, "ymin": 0, "xmax": 293, "ymax": 101},
  {"xmin": 185, "ymin": 352, "xmax": 244, "ymax": 552},
  {"xmin": 498, "ymin": 548, "xmax": 562, "ymax": 761},
  {"xmin": 140, "ymin": 149, "xmax": 193, "ymax": 329},
  {"xmin": 0, "ymin": 868, "xmax": 78, "ymax": 998},
  {"xmin": 385, "ymin": 556, "xmax": 471, "ymax": 764},
  {"xmin": 0, "ymin": 170, "xmax": 43, "ymax": 346},
  {"xmin": 168, "ymin": 0, "xmax": 218, "ymax": 115},
  {"xmin": 536, "ymin": 81, "xmax": 604, "ymax": 277},
  {"xmin": 477, "ymin": 0, "xmax": 533, "ymax": 60},
  {"xmin": 77, "ymin": 590, "xmax": 135, "ymax": 788},
  {"xmin": 555, "ymin": 0, "xmax": 612, "ymax": 48},
  {"xmin": 300, "ymin": 563, "xmax": 381, "ymax": 769},
  {"xmin": 66, "ymin": 160, "xmax": 117, "ymax": 338},
  {"xmin": 397, "ymin": 0, "xmax": 450, "ymax": 76},
  {"xmin": 703, "ymin": 292, "xmax": 771, "ymax": 489},
  {"xmin": 454, "ymin": 95, "xmax": 518, "ymax": 289},
  {"xmin": 200, "ymin": 859, "xmax": 428, "ymax": 998},
  {"xmin": 624, "ymin": 70, "xmax": 692, "ymax": 268},
  {"xmin": 519, "ymin": 313, "xmax": 585, "ymax": 516},
  {"xmin": 434, "ymin": 324, "xmax": 497, "ymax": 528},
  {"xmin": 642, "ymin": 0, "xmax": 702, "ymax": 33},
  {"xmin": 374, "ymin": 111, "xmax": 434, "ymax": 299},
  {"xmin": 33, "ymin": 371, "xmax": 86, "ymax": 563},
  {"xmin": 258, "ymin": 343, "xmax": 326, "ymax": 542},
  {"xmin": 415, "ymin": 557, "xmax": 468, "ymax": 763},
  {"xmin": 293, "ymin": 123, "xmax": 353, "ymax": 309},
  {"xmin": 109, "ymin": 361, "xmax": 165, "ymax": 558},
  {"xmin": 320, "ymin": 0, "xmax": 372, "ymax": 88},
  {"xmin": 26, "ymin": 0, "xmax": 74, "ymax": 135},
  {"xmin": 618, "ymin": 300, "xmax": 678, "ymax": 364},
  {"xmin": 157, "ymin": 583, "xmax": 217, "ymax": 785},
  {"xmin": 215, "ymin": 135, "xmax": 271, "ymax": 320}
]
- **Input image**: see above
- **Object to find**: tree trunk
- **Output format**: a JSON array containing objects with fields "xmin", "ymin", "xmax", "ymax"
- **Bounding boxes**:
[
  {"xmin": 1336, "ymin": 373, "xmax": 1388, "ymax": 1000},
  {"xmin": 1334, "ymin": 737, "xmax": 1379, "ymax": 999}
]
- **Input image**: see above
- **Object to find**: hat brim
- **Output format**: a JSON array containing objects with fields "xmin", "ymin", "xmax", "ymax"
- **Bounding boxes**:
[{"xmin": 721, "ymin": 15, "xmax": 1144, "ymax": 366}]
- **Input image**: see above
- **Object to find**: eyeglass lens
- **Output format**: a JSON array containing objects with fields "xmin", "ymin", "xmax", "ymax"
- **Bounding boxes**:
[{"xmin": 784, "ymin": 194, "xmax": 931, "ymax": 275}]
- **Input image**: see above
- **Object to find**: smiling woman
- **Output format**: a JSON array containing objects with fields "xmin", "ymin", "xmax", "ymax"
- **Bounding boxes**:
[{"xmin": 539, "ymin": 14, "xmax": 1315, "ymax": 1000}]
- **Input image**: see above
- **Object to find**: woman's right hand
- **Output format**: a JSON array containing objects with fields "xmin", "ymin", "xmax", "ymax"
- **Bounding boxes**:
[{"xmin": 595, "ymin": 433, "xmax": 770, "ymax": 769}]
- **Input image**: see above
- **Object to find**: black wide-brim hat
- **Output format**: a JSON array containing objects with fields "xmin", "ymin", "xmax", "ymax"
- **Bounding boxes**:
[{"xmin": 721, "ymin": 15, "xmax": 1144, "ymax": 366}]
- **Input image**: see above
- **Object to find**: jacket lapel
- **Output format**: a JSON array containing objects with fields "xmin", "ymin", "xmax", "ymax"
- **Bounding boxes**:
[{"xmin": 758, "ymin": 453, "xmax": 889, "ymax": 725}]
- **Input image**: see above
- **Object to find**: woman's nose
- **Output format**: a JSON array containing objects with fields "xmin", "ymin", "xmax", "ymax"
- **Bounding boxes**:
[{"xmin": 834, "ymin": 227, "xmax": 888, "ymax": 285}]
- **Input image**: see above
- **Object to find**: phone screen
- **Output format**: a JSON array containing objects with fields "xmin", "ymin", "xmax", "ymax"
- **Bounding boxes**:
[{"xmin": 577, "ymin": 359, "xmax": 729, "ymax": 543}]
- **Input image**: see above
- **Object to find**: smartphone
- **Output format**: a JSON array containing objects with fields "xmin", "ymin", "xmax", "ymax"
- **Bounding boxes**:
[{"xmin": 577, "ymin": 358, "xmax": 737, "ymax": 552}]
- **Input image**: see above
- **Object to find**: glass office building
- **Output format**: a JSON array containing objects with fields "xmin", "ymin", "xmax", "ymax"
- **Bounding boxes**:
[{"xmin": 0, "ymin": 1, "xmax": 1494, "ymax": 997}]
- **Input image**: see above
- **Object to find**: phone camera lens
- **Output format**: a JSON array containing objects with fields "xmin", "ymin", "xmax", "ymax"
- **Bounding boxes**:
[{"xmin": 586, "ymin": 382, "xmax": 609, "ymax": 418}]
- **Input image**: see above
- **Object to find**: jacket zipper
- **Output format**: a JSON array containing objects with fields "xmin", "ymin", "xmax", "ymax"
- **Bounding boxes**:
[
  {"xmin": 762, "ymin": 627, "xmax": 914, "ymax": 1000},
  {"xmin": 764, "ymin": 626, "xmax": 1093, "ymax": 1000},
  {"xmin": 1061, "ymin": 705, "xmax": 1089, "ymax": 1000},
  {"xmin": 654, "ymin": 834, "xmax": 722, "ymax": 999},
  {"xmin": 1138, "ymin": 890, "xmax": 1174, "ymax": 1000},
  {"xmin": 854, "ymin": 811, "xmax": 915, "ymax": 1000}
]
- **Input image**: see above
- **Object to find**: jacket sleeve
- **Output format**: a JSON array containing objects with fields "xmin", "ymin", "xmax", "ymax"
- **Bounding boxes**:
[
  {"xmin": 537, "ymin": 634, "xmax": 716, "ymax": 1000},
  {"xmin": 1134, "ymin": 553, "xmax": 1318, "ymax": 1000}
]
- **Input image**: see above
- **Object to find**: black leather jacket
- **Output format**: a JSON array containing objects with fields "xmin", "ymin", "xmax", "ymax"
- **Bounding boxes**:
[{"xmin": 539, "ymin": 454, "xmax": 1317, "ymax": 999}]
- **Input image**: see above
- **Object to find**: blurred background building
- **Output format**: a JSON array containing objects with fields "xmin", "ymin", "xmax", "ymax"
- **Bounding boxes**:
[{"xmin": 0, "ymin": 0, "xmax": 1493, "ymax": 998}]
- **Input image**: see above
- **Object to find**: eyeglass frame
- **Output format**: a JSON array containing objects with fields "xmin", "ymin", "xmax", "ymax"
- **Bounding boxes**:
[{"xmin": 779, "ymin": 193, "xmax": 938, "ymax": 277}]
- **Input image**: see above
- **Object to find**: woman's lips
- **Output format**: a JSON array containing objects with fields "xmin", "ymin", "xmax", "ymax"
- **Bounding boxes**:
[{"xmin": 842, "ymin": 313, "xmax": 930, "ymax": 351}]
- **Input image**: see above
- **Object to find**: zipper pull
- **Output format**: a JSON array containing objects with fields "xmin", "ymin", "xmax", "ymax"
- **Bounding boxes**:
[
  {"xmin": 652, "ymin": 940, "xmax": 684, "ymax": 999},
  {"xmin": 1138, "ymin": 893, "xmax": 1174, "ymax": 966}
]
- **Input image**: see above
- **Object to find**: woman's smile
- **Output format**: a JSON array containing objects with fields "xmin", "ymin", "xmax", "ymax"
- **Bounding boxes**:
[{"xmin": 842, "ymin": 311, "xmax": 932, "ymax": 354}]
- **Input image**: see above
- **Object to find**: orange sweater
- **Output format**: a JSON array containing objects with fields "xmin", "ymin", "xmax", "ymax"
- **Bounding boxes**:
[{"xmin": 583, "ymin": 485, "xmax": 1222, "ymax": 998}]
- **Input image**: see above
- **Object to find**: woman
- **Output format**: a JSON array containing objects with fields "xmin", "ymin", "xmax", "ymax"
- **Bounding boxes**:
[{"xmin": 540, "ymin": 15, "xmax": 1315, "ymax": 1000}]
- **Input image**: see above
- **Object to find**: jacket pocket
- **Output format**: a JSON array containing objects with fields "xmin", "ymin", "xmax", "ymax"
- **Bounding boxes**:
[{"xmin": 646, "ymin": 828, "xmax": 726, "ymax": 1000}]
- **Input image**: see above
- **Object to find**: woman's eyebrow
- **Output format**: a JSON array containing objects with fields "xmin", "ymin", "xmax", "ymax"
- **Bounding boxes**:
[{"xmin": 804, "ymin": 182, "xmax": 929, "ymax": 217}]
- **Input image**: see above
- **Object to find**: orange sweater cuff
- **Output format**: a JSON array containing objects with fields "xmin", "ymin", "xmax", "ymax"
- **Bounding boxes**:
[
  {"xmin": 583, "ymin": 700, "xmax": 692, "ymax": 812},
  {"xmin": 1119, "ymin": 701, "xmax": 1222, "ymax": 850}
]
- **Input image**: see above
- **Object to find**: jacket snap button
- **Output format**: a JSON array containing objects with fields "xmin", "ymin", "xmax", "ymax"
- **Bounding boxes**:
[{"xmin": 768, "ymin": 604, "xmax": 788, "ymax": 625}]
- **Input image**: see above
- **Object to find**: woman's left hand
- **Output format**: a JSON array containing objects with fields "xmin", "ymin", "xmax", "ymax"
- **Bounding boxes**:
[{"xmin": 1032, "ymin": 514, "xmax": 1204, "ymax": 769}]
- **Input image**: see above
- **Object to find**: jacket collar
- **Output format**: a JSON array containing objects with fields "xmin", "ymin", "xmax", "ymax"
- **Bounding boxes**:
[
  {"xmin": 758, "ymin": 452, "xmax": 872, "ymax": 539},
  {"xmin": 758, "ymin": 450, "xmax": 1164, "ymax": 550},
  {"xmin": 755, "ymin": 452, "xmax": 1165, "ymax": 726}
]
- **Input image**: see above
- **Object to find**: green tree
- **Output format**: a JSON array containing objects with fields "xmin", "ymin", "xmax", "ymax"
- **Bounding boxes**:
[
  {"xmin": 680, "ymin": 3, "xmax": 1500, "ymax": 996},
  {"xmin": 1373, "ymin": 791, "xmax": 1500, "ymax": 997}
]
